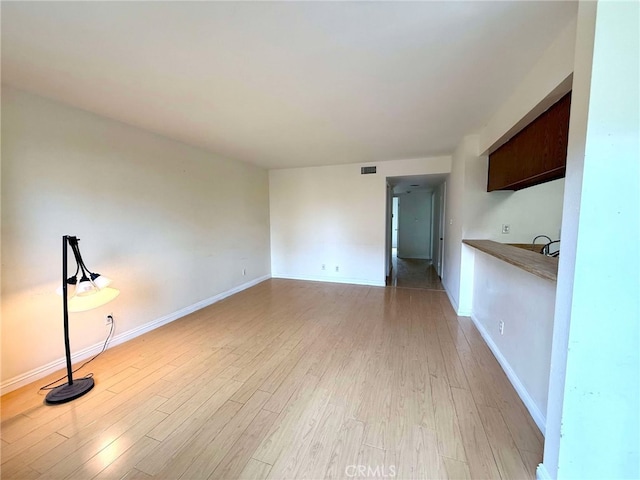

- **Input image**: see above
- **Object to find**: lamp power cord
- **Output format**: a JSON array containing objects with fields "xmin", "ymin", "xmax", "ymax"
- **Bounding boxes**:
[{"xmin": 39, "ymin": 316, "xmax": 115, "ymax": 392}]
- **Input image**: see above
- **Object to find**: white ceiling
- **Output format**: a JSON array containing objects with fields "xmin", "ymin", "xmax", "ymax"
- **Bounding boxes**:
[
  {"xmin": 388, "ymin": 174, "xmax": 448, "ymax": 194},
  {"xmin": 1, "ymin": 2, "xmax": 577, "ymax": 170}
]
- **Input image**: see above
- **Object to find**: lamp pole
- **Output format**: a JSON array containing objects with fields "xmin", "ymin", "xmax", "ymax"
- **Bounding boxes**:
[
  {"xmin": 45, "ymin": 235, "xmax": 96, "ymax": 404},
  {"xmin": 62, "ymin": 235, "xmax": 74, "ymax": 386}
]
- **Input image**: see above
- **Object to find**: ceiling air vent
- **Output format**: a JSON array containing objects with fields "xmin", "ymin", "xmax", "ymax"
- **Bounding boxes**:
[{"xmin": 361, "ymin": 166, "xmax": 377, "ymax": 175}]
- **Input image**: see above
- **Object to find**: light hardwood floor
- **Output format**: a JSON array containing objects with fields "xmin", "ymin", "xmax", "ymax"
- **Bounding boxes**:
[
  {"xmin": 387, "ymin": 256, "xmax": 444, "ymax": 291},
  {"xmin": 1, "ymin": 279, "xmax": 543, "ymax": 479}
]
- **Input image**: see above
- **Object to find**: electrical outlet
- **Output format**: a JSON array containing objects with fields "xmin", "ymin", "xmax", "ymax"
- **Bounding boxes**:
[
  {"xmin": 321, "ymin": 264, "xmax": 326, "ymax": 270},
  {"xmin": 499, "ymin": 321, "xmax": 505, "ymax": 335},
  {"xmin": 335, "ymin": 266, "xmax": 339, "ymax": 272},
  {"xmin": 502, "ymin": 224, "xmax": 510, "ymax": 234},
  {"xmin": 106, "ymin": 314, "xmax": 114, "ymax": 326}
]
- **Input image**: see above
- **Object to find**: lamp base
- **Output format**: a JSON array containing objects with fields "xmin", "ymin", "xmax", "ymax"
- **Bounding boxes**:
[{"xmin": 45, "ymin": 377, "xmax": 95, "ymax": 405}]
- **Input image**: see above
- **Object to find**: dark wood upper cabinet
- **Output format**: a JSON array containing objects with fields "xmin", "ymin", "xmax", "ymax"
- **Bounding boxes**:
[{"xmin": 488, "ymin": 92, "xmax": 571, "ymax": 191}]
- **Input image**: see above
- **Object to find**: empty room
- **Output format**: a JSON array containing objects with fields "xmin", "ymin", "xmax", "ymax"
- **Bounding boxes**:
[{"xmin": 1, "ymin": 2, "xmax": 637, "ymax": 480}]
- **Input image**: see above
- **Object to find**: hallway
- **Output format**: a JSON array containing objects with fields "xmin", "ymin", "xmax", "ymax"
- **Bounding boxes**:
[{"xmin": 388, "ymin": 250, "xmax": 444, "ymax": 290}]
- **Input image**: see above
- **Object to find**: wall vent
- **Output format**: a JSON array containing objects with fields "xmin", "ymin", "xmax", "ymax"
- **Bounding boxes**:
[{"xmin": 361, "ymin": 166, "xmax": 377, "ymax": 175}]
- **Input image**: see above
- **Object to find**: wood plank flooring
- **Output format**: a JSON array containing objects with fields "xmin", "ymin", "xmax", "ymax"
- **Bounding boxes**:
[
  {"xmin": 1, "ymin": 279, "xmax": 543, "ymax": 479},
  {"xmin": 388, "ymin": 256, "xmax": 444, "ymax": 291}
]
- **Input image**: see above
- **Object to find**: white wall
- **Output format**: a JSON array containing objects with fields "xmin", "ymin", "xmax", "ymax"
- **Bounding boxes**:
[
  {"xmin": 444, "ymin": 134, "xmax": 564, "ymax": 426},
  {"xmin": 465, "ymin": 166, "xmax": 564, "ymax": 243},
  {"xmin": 385, "ymin": 183, "xmax": 393, "ymax": 277},
  {"xmin": 543, "ymin": 1, "xmax": 640, "ymax": 478},
  {"xmin": 1, "ymin": 87, "xmax": 271, "ymax": 389},
  {"xmin": 442, "ymin": 138, "xmax": 470, "ymax": 314},
  {"xmin": 269, "ymin": 156, "xmax": 451, "ymax": 286},
  {"xmin": 431, "ymin": 184, "xmax": 444, "ymax": 275},
  {"xmin": 397, "ymin": 190, "xmax": 432, "ymax": 259},
  {"xmin": 444, "ymin": 141, "xmax": 565, "ymax": 315},
  {"xmin": 437, "ymin": 13, "xmax": 577, "ymax": 454},
  {"xmin": 479, "ymin": 17, "xmax": 577, "ymax": 155},
  {"xmin": 443, "ymin": 15, "xmax": 576, "ymax": 316},
  {"xmin": 472, "ymin": 250, "xmax": 556, "ymax": 432}
]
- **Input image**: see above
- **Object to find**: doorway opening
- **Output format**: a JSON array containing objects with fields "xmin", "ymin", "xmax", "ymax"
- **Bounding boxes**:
[{"xmin": 385, "ymin": 174, "xmax": 447, "ymax": 290}]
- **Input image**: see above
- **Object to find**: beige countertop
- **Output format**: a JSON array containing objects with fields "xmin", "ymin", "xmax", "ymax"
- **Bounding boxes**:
[{"xmin": 463, "ymin": 239, "xmax": 559, "ymax": 282}]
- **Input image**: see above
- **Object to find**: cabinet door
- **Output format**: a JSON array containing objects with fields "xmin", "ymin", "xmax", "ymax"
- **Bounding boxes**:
[
  {"xmin": 518, "ymin": 108, "xmax": 547, "ymax": 181},
  {"xmin": 487, "ymin": 91, "xmax": 571, "ymax": 191},
  {"xmin": 487, "ymin": 140, "xmax": 514, "ymax": 191},
  {"xmin": 543, "ymin": 92, "xmax": 571, "ymax": 173}
]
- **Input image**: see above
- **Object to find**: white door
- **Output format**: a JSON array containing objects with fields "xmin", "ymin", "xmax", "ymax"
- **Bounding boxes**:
[
  {"xmin": 392, "ymin": 197, "xmax": 399, "ymax": 248},
  {"xmin": 398, "ymin": 191, "xmax": 432, "ymax": 259}
]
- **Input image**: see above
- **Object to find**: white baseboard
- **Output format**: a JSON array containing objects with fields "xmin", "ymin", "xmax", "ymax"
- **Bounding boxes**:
[
  {"xmin": 536, "ymin": 463, "xmax": 552, "ymax": 480},
  {"xmin": 0, "ymin": 274, "xmax": 271, "ymax": 395},
  {"xmin": 443, "ymin": 284, "xmax": 459, "ymax": 312},
  {"xmin": 272, "ymin": 273, "xmax": 385, "ymax": 287},
  {"xmin": 443, "ymin": 283, "xmax": 472, "ymax": 316},
  {"xmin": 470, "ymin": 313, "xmax": 546, "ymax": 434}
]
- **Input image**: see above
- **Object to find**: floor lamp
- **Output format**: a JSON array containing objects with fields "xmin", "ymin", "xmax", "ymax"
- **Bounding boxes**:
[{"xmin": 46, "ymin": 235, "xmax": 119, "ymax": 405}]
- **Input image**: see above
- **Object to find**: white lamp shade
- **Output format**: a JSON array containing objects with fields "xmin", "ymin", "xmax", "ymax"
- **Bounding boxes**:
[
  {"xmin": 75, "ymin": 279, "xmax": 96, "ymax": 296},
  {"xmin": 92, "ymin": 275, "xmax": 112, "ymax": 289},
  {"xmin": 68, "ymin": 287, "xmax": 120, "ymax": 313}
]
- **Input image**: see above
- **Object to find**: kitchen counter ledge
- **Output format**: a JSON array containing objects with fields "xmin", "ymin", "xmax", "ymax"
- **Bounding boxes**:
[{"xmin": 463, "ymin": 239, "xmax": 558, "ymax": 282}]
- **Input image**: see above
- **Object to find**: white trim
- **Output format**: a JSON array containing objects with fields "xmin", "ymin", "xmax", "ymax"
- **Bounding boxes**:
[
  {"xmin": 443, "ymin": 283, "xmax": 472, "ymax": 316},
  {"xmin": 272, "ymin": 273, "xmax": 385, "ymax": 288},
  {"xmin": 536, "ymin": 463, "xmax": 552, "ymax": 480},
  {"xmin": 0, "ymin": 274, "xmax": 271, "ymax": 395},
  {"xmin": 443, "ymin": 283, "xmax": 459, "ymax": 311},
  {"xmin": 470, "ymin": 313, "xmax": 546, "ymax": 434}
]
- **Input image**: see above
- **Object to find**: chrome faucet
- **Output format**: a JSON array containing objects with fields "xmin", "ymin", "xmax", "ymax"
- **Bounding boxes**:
[
  {"xmin": 532, "ymin": 235, "xmax": 560, "ymax": 257},
  {"xmin": 532, "ymin": 235, "xmax": 552, "ymax": 253}
]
